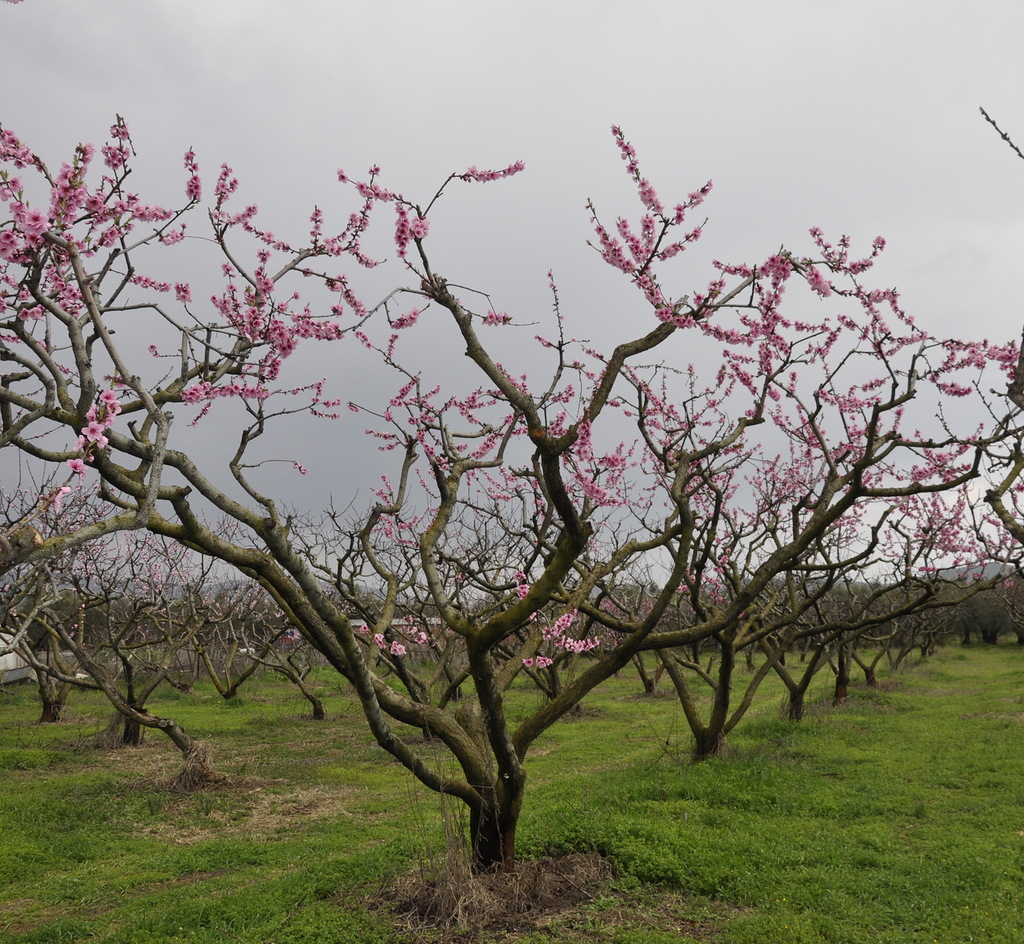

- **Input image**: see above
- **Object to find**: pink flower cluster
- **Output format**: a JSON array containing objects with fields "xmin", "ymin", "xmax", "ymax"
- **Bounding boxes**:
[
  {"xmin": 535, "ymin": 609, "xmax": 602, "ymax": 658},
  {"xmin": 355, "ymin": 614, "xmax": 433, "ymax": 659},
  {"xmin": 67, "ymin": 389, "xmax": 122, "ymax": 480},
  {"xmin": 373, "ymin": 633, "xmax": 406, "ymax": 656},
  {"xmin": 181, "ymin": 380, "xmax": 271, "ymax": 404},
  {"xmin": 456, "ymin": 161, "xmax": 526, "ymax": 183},
  {"xmin": 588, "ymin": 127, "xmax": 711, "ymax": 318},
  {"xmin": 803, "ymin": 264, "xmax": 833, "ymax": 298},
  {"xmin": 393, "ymin": 205, "xmax": 429, "ymax": 259},
  {"xmin": 0, "ymin": 118, "xmax": 181, "ymax": 300}
]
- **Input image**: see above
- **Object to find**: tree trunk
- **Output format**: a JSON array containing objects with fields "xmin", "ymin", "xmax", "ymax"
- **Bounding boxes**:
[
  {"xmin": 833, "ymin": 647, "xmax": 851, "ymax": 706},
  {"xmin": 288, "ymin": 662, "xmax": 326, "ymax": 720},
  {"xmin": 832, "ymin": 675, "xmax": 849, "ymax": 705},
  {"xmin": 691, "ymin": 726, "xmax": 726, "ymax": 762},
  {"xmin": 36, "ymin": 674, "xmax": 69, "ymax": 723},
  {"xmin": 657, "ymin": 640, "xmax": 737, "ymax": 762},
  {"xmin": 122, "ymin": 714, "xmax": 145, "ymax": 746},
  {"xmin": 39, "ymin": 698, "xmax": 66, "ymax": 723},
  {"xmin": 788, "ymin": 689, "xmax": 805, "ymax": 721},
  {"xmin": 33, "ymin": 658, "xmax": 73, "ymax": 723},
  {"xmin": 851, "ymin": 648, "xmax": 882, "ymax": 689},
  {"xmin": 771, "ymin": 641, "xmax": 828, "ymax": 722},
  {"xmin": 633, "ymin": 653, "xmax": 657, "ymax": 695},
  {"xmin": 470, "ymin": 783, "xmax": 524, "ymax": 872}
]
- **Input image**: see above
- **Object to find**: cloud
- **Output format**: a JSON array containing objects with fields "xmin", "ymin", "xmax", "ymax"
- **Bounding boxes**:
[{"xmin": 3, "ymin": 0, "xmax": 1023, "ymax": 508}]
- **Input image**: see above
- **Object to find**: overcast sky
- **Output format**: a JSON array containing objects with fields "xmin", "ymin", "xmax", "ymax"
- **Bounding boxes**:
[{"xmin": 3, "ymin": 0, "xmax": 1024, "ymax": 512}]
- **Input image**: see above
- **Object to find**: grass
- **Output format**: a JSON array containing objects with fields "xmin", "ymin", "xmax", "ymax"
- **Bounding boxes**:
[{"xmin": 1, "ymin": 647, "xmax": 1023, "ymax": 942}]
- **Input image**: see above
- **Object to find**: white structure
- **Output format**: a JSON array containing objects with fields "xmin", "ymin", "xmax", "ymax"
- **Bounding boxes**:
[{"xmin": 0, "ymin": 634, "xmax": 34, "ymax": 684}]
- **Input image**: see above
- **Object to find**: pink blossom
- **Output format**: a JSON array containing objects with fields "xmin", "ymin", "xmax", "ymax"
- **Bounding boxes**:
[
  {"xmin": 393, "ymin": 205, "xmax": 411, "ymax": 256},
  {"xmin": 52, "ymin": 486, "xmax": 72, "ymax": 513},
  {"xmin": 99, "ymin": 389, "xmax": 121, "ymax": 415},
  {"xmin": 458, "ymin": 161, "xmax": 526, "ymax": 182},
  {"xmin": 805, "ymin": 265, "xmax": 833, "ymax": 297},
  {"xmin": 82, "ymin": 420, "xmax": 108, "ymax": 445},
  {"xmin": 183, "ymin": 149, "xmax": 202, "ymax": 201},
  {"xmin": 17, "ymin": 205, "xmax": 49, "ymax": 236},
  {"xmin": 0, "ymin": 230, "xmax": 21, "ymax": 261},
  {"xmin": 392, "ymin": 308, "xmax": 420, "ymax": 330}
]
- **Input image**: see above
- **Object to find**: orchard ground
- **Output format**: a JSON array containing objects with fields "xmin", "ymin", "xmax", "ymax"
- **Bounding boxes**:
[{"xmin": 2, "ymin": 643, "xmax": 1024, "ymax": 944}]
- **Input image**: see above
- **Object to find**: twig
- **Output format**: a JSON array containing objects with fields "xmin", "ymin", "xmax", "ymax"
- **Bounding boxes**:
[{"xmin": 980, "ymin": 106, "xmax": 1024, "ymax": 162}]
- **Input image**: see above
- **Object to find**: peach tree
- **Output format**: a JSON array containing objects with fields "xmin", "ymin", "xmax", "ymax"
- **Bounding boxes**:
[{"xmin": 1, "ymin": 119, "xmax": 1019, "ymax": 869}]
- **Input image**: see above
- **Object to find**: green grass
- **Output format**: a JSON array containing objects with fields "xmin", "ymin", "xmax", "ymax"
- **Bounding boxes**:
[{"xmin": 2, "ymin": 647, "xmax": 1024, "ymax": 942}]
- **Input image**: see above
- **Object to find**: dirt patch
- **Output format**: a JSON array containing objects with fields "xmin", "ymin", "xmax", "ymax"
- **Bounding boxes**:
[
  {"xmin": 916, "ymin": 688, "xmax": 960, "ymax": 698},
  {"xmin": 137, "ymin": 781, "xmax": 355, "ymax": 844},
  {"xmin": 620, "ymin": 689, "xmax": 676, "ymax": 700},
  {"xmin": 561, "ymin": 704, "xmax": 604, "ymax": 721},
  {"xmin": 3, "ymin": 899, "xmax": 112, "ymax": 936},
  {"xmin": 873, "ymin": 679, "xmax": 905, "ymax": 693},
  {"xmin": 961, "ymin": 711, "xmax": 1024, "ymax": 723},
  {"xmin": 380, "ymin": 852, "xmax": 613, "ymax": 935},
  {"xmin": 375, "ymin": 852, "xmax": 731, "ymax": 941}
]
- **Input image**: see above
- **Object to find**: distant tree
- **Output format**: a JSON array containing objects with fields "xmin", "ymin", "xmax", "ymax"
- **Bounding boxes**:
[
  {"xmin": 653, "ymin": 536, "xmax": 1004, "ymax": 756},
  {"xmin": 28, "ymin": 528, "xmax": 213, "ymax": 750},
  {"xmin": 1, "ymin": 555, "xmax": 74, "ymax": 720},
  {"xmin": 2, "ymin": 485, "xmax": 225, "ymax": 755},
  {"xmin": 992, "ymin": 577, "xmax": 1024, "ymax": 645},
  {"xmin": 191, "ymin": 580, "xmax": 283, "ymax": 697},
  {"xmin": 2, "ymin": 481, "xmax": 111, "ymax": 722}
]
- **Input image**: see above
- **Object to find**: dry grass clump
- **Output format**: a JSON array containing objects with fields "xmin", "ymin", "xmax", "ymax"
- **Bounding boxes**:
[
  {"xmin": 166, "ymin": 742, "xmax": 230, "ymax": 792},
  {"xmin": 382, "ymin": 850, "xmax": 613, "ymax": 934}
]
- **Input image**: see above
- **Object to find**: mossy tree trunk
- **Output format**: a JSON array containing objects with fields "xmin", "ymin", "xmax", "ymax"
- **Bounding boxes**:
[{"xmin": 832, "ymin": 645, "xmax": 851, "ymax": 705}]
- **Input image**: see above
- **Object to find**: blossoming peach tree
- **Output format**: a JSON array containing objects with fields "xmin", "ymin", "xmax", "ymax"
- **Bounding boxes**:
[{"xmin": 1, "ymin": 118, "xmax": 1020, "ymax": 869}]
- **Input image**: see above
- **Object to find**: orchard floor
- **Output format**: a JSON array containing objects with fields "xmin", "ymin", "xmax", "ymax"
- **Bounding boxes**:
[{"xmin": 2, "ymin": 643, "xmax": 1024, "ymax": 943}]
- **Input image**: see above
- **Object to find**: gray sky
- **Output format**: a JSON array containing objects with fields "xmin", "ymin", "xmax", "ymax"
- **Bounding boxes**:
[{"xmin": 4, "ymin": 0, "xmax": 1024, "ymax": 512}]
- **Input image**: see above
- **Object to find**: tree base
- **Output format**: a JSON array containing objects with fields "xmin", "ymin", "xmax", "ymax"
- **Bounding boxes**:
[
  {"xmin": 39, "ymin": 702, "xmax": 66, "ymax": 723},
  {"xmin": 379, "ymin": 852, "xmax": 612, "ymax": 932},
  {"xmin": 168, "ymin": 743, "xmax": 229, "ymax": 792}
]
